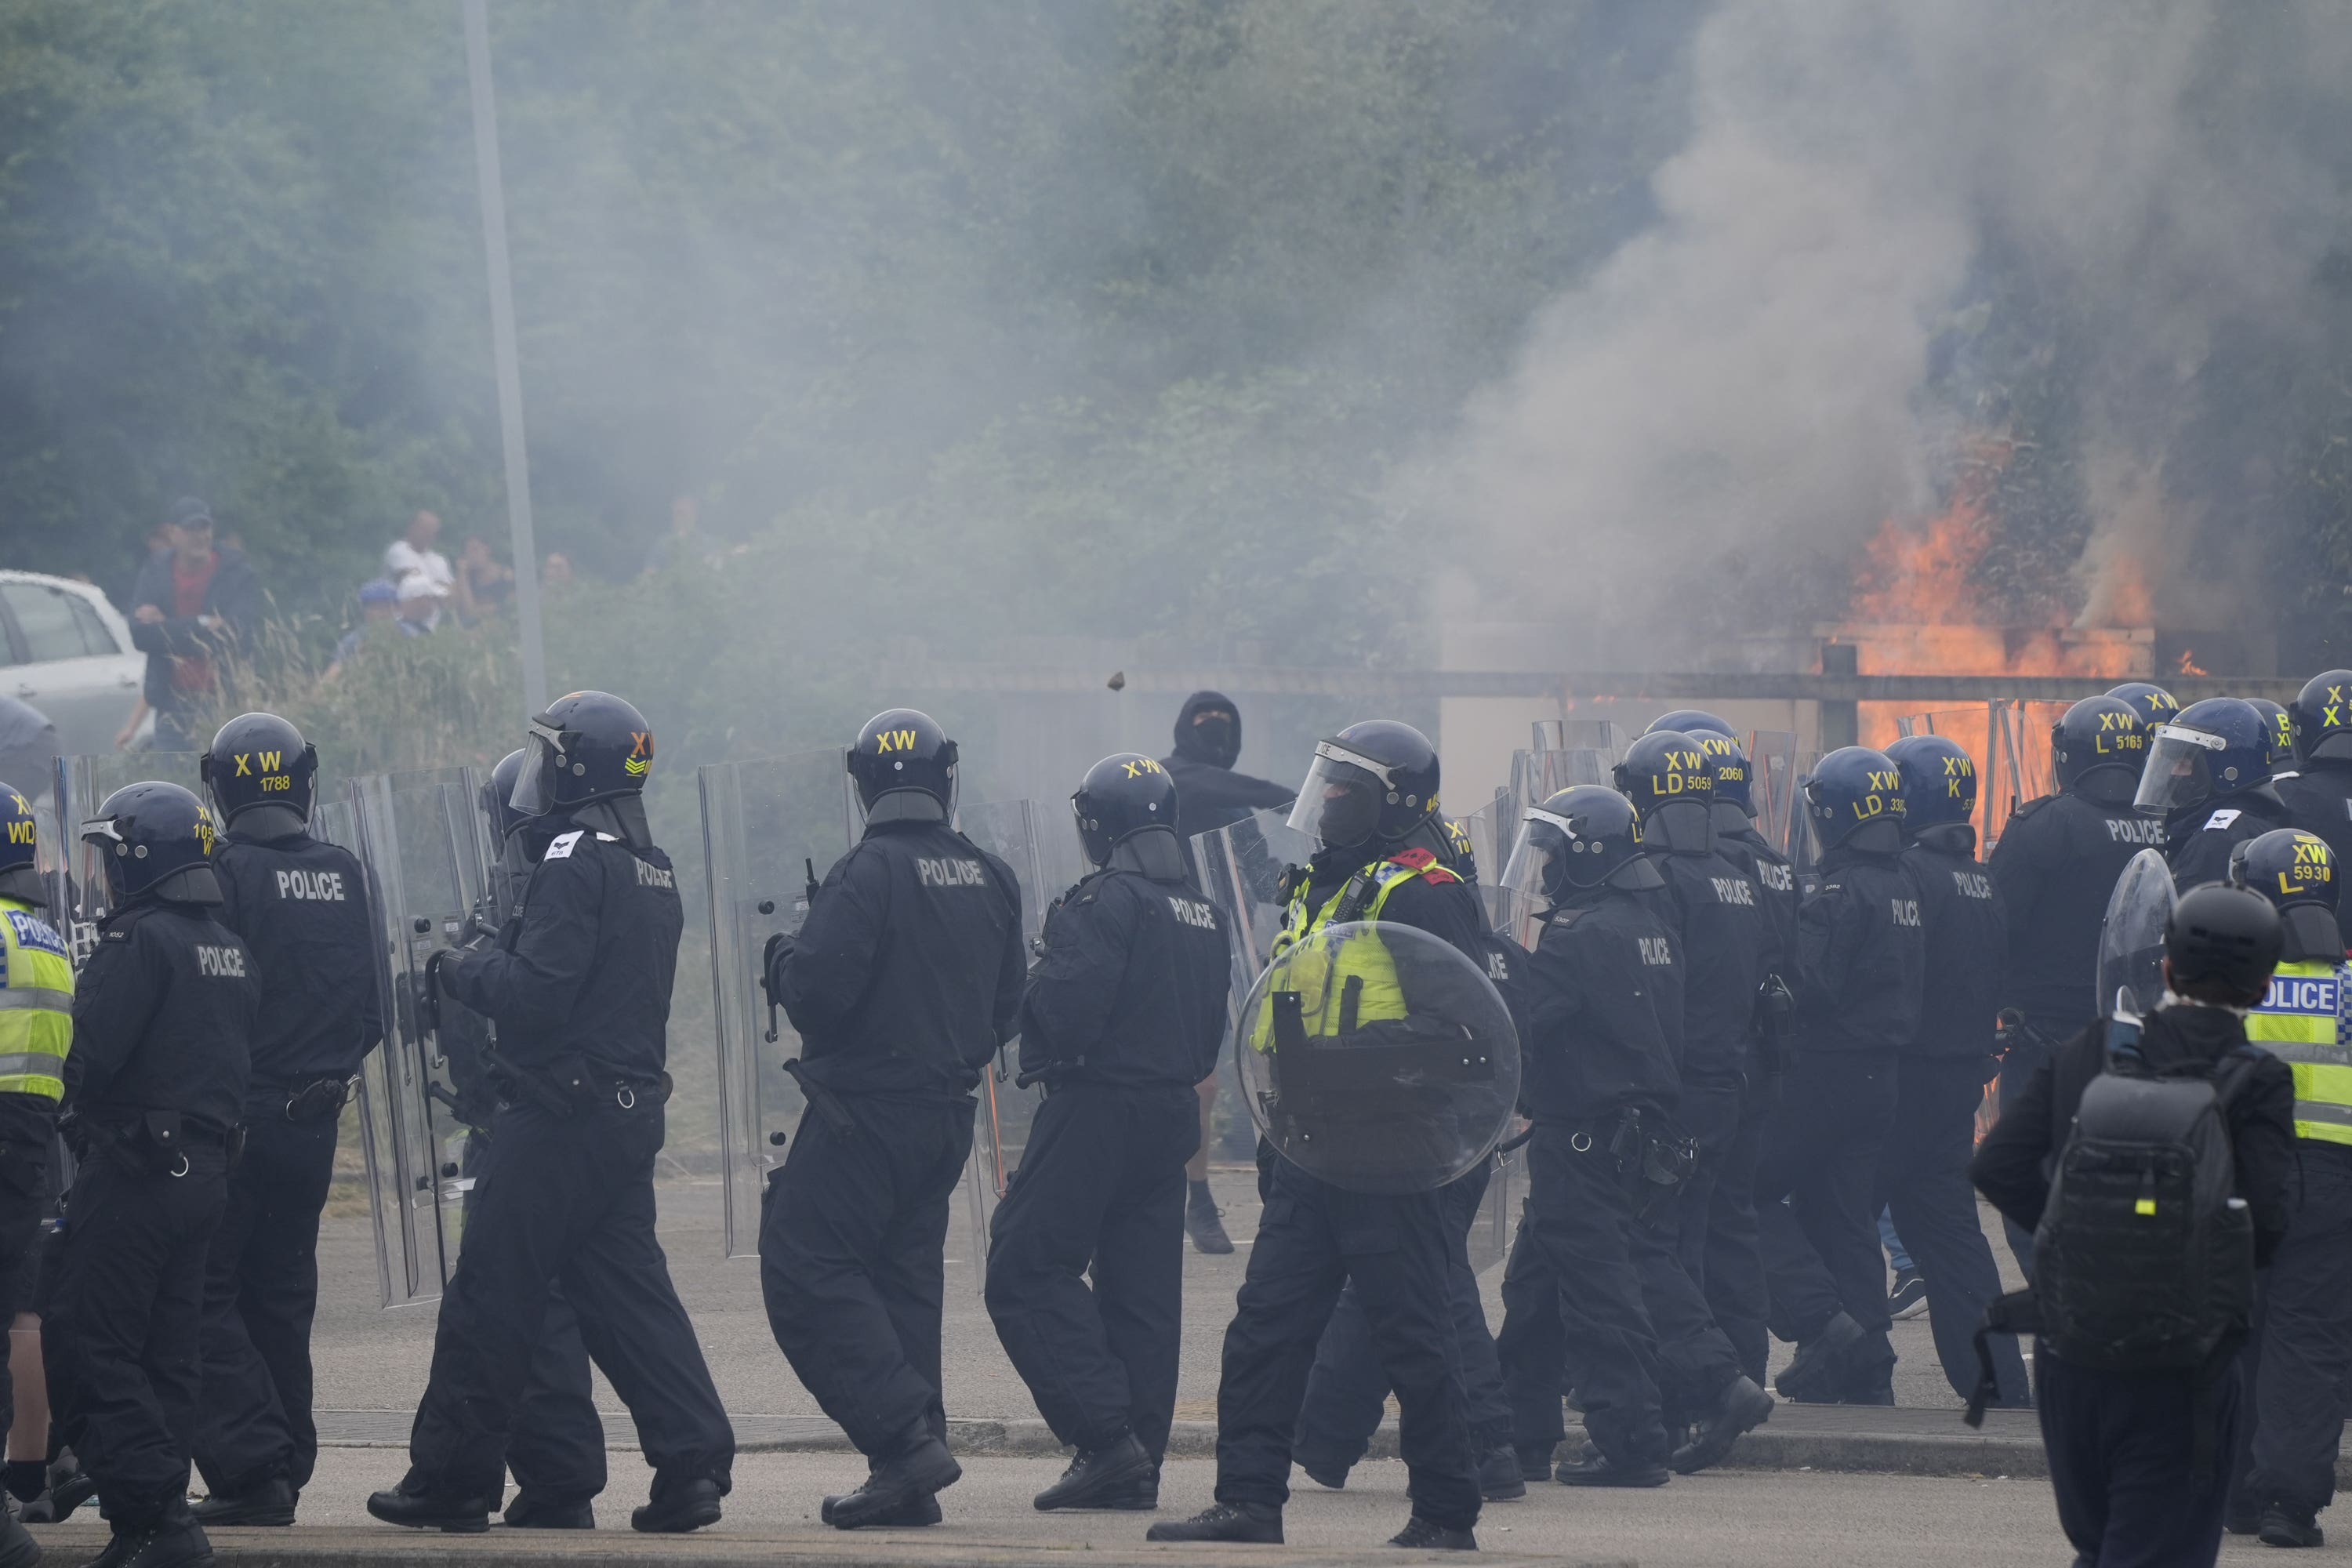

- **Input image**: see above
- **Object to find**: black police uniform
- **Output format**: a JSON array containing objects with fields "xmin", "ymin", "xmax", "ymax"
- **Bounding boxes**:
[
  {"xmin": 407, "ymin": 822, "xmax": 734, "ymax": 1509},
  {"xmin": 1973, "ymin": 1004, "xmax": 2294, "ymax": 1565},
  {"xmin": 1712, "ymin": 816, "xmax": 1798, "ymax": 1384},
  {"xmin": 760, "ymin": 818, "xmax": 1025, "ymax": 1461},
  {"xmin": 1883, "ymin": 824, "xmax": 2029, "ymax": 1405},
  {"xmin": 49, "ymin": 901, "xmax": 256, "ymax": 1534},
  {"xmin": 2166, "ymin": 788, "xmax": 2291, "ymax": 895},
  {"xmin": 984, "ymin": 832, "xmax": 1230, "ymax": 1465},
  {"xmin": 1161, "ymin": 691, "xmax": 1294, "ymax": 851},
  {"xmin": 2272, "ymin": 764, "xmax": 2352, "ymax": 915},
  {"xmin": 1756, "ymin": 840, "xmax": 1923, "ymax": 1393},
  {"xmin": 1495, "ymin": 884, "xmax": 1686, "ymax": 1472},
  {"xmin": 1207, "ymin": 848, "xmax": 1486, "ymax": 1534},
  {"xmin": 193, "ymin": 821, "xmax": 379, "ymax": 1501},
  {"xmin": 1653, "ymin": 847, "xmax": 1769, "ymax": 1288}
]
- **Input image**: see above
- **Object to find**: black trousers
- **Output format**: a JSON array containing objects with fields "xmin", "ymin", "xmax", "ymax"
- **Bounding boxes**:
[
  {"xmin": 1705, "ymin": 1069, "xmax": 1777, "ymax": 1385},
  {"xmin": 2234, "ymin": 1144, "xmax": 2352, "ymax": 1519},
  {"xmin": 1758, "ymin": 1051, "xmax": 1897, "ymax": 1343},
  {"xmin": 45, "ymin": 1149, "xmax": 227, "ymax": 1528},
  {"xmin": 0, "ymin": 1131, "xmax": 49, "ymax": 1452},
  {"xmin": 1291, "ymin": 1158, "xmax": 1510, "ymax": 1473},
  {"xmin": 1213, "ymin": 1160, "xmax": 1479, "ymax": 1531},
  {"xmin": 408, "ymin": 1099, "xmax": 733, "ymax": 1502},
  {"xmin": 984, "ymin": 1082, "xmax": 1196, "ymax": 1459},
  {"xmin": 1879, "ymin": 1053, "xmax": 2029, "ymax": 1405},
  {"xmin": 1495, "ymin": 1124, "xmax": 1667, "ymax": 1468},
  {"xmin": 2039, "ymin": 1347, "xmax": 2241, "ymax": 1568},
  {"xmin": 194, "ymin": 1110, "xmax": 336, "ymax": 1495},
  {"xmin": 1995, "ymin": 1026, "xmax": 2058, "ymax": 1282},
  {"xmin": 762, "ymin": 1092, "xmax": 973, "ymax": 1458},
  {"xmin": 1631, "ymin": 1172, "xmax": 1744, "ymax": 1428}
]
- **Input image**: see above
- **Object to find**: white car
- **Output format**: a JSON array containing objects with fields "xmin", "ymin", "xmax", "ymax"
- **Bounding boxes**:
[{"xmin": 0, "ymin": 570, "xmax": 148, "ymax": 757}]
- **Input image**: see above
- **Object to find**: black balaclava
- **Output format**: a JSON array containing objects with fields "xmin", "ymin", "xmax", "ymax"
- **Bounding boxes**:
[{"xmin": 1173, "ymin": 690, "xmax": 1243, "ymax": 770}]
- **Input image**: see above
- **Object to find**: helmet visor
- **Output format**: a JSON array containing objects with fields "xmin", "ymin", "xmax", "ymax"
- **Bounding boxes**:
[
  {"xmin": 2134, "ymin": 724, "xmax": 2222, "ymax": 818},
  {"xmin": 1497, "ymin": 809, "xmax": 1573, "ymax": 946},
  {"xmin": 509, "ymin": 721, "xmax": 564, "ymax": 818},
  {"xmin": 1285, "ymin": 742, "xmax": 1388, "ymax": 848}
]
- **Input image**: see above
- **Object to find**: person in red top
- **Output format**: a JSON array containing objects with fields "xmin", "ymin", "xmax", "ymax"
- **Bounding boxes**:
[{"xmin": 128, "ymin": 499, "xmax": 263, "ymax": 750}]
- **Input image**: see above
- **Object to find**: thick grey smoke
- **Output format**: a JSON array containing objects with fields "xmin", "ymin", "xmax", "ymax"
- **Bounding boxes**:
[{"xmin": 1429, "ymin": 0, "xmax": 2352, "ymax": 644}]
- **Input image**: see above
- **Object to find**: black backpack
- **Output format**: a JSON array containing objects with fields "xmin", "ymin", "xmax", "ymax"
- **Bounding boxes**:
[{"xmin": 2029, "ymin": 1030, "xmax": 2263, "ymax": 1373}]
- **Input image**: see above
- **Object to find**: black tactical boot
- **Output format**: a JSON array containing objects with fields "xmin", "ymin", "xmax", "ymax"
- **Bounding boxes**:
[
  {"xmin": 42, "ymin": 1468, "xmax": 94, "ymax": 1525},
  {"xmin": 1774, "ymin": 1311, "xmax": 1867, "ymax": 1403},
  {"xmin": 1033, "ymin": 1434, "xmax": 1155, "ymax": 1512},
  {"xmin": 1478, "ymin": 1445, "xmax": 1527, "ymax": 1500},
  {"xmin": 0, "ymin": 1511, "xmax": 38, "ymax": 1568},
  {"xmin": 505, "ymin": 1493, "xmax": 596, "ymax": 1530},
  {"xmin": 631, "ymin": 1478, "xmax": 722, "ymax": 1534},
  {"xmin": 364, "ymin": 1474, "xmax": 495, "ymax": 1534},
  {"xmin": 827, "ymin": 1423, "xmax": 960, "ymax": 1530},
  {"xmin": 1671, "ymin": 1375, "xmax": 1776, "ymax": 1475},
  {"xmin": 1146, "ymin": 1501, "xmax": 1283, "ymax": 1543},
  {"xmin": 1514, "ymin": 1444, "xmax": 1556, "ymax": 1483},
  {"xmin": 2259, "ymin": 1506, "xmax": 2325, "ymax": 1548},
  {"xmin": 191, "ymin": 1477, "xmax": 297, "ymax": 1527},
  {"xmin": 1555, "ymin": 1449, "xmax": 1670, "ymax": 1488},
  {"xmin": 1185, "ymin": 1181, "xmax": 1235, "ymax": 1254},
  {"xmin": 85, "ymin": 1515, "xmax": 213, "ymax": 1568},
  {"xmin": 819, "ymin": 1488, "xmax": 942, "ymax": 1527},
  {"xmin": 1388, "ymin": 1514, "xmax": 1478, "ymax": 1550}
]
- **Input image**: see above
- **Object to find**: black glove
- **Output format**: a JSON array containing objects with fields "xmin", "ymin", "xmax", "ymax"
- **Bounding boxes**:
[{"xmin": 761, "ymin": 931, "xmax": 793, "ymax": 1000}]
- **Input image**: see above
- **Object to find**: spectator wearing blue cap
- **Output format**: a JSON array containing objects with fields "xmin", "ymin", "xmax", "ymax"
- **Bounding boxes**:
[{"xmin": 322, "ymin": 579, "xmax": 399, "ymax": 682}]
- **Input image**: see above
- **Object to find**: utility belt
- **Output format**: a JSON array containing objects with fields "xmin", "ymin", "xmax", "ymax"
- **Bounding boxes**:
[
  {"xmin": 504, "ymin": 1056, "xmax": 671, "ymax": 1121},
  {"xmin": 69, "ymin": 1109, "xmax": 242, "ymax": 1179},
  {"xmin": 259, "ymin": 1075, "xmax": 356, "ymax": 1123},
  {"xmin": 1562, "ymin": 1106, "xmax": 1697, "ymax": 1225}
]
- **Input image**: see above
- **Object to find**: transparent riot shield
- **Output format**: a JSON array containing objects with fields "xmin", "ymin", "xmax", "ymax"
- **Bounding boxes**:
[
  {"xmin": 1510, "ymin": 747, "xmax": 1613, "ymax": 811},
  {"xmin": 956, "ymin": 800, "xmax": 1051, "ymax": 1254},
  {"xmin": 2096, "ymin": 848, "xmax": 2176, "ymax": 1022},
  {"xmin": 1239, "ymin": 921, "xmax": 1520, "ymax": 1195},
  {"xmin": 49, "ymin": 752, "xmax": 205, "ymax": 960},
  {"xmin": 699, "ymin": 749, "xmax": 858, "ymax": 1259},
  {"xmin": 1530, "ymin": 719, "xmax": 1628, "ymax": 760},
  {"xmin": 1747, "ymin": 731, "xmax": 1801, "ymax": 858},
  {"xmin": 1192, "ymin": 808, "xmax": 1317, "ymax": 998},
  {"xmin": 347, "ymin": 769, "xmax": 494, "ymax": 1308}
]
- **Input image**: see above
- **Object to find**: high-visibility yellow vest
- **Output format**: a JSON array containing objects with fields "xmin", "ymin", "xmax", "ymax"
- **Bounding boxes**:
[
  {"xmin": 0, "ymin": 896, "xmax": 74, "ymax": 1102},
  {"xmin": 1252, "ymin": 850, "xmax": 1462, "ymax": 1049},
  {"xmin": 2245, "ymin": 957, "xmax": 2352, "ymax": 1146}
]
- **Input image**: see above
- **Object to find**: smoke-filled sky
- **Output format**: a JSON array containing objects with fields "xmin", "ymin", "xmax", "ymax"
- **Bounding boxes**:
[{"xmin": 1425, "ymin": 0, "xmax": 2352, "ymax": 648}]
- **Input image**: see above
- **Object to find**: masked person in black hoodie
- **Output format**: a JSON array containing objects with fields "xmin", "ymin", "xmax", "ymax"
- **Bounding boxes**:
[
  {"xmin": 986, "ymin": 754, "xmax": 1230, "ymax": 1513},
  {"xmin": 1759, "ymin": 747, "xmax": 1924, "ymax": 1406},
  {"xmin": 1878, "ymin": 736, "xmax": 2030, "ymax": 1409},
  {"xmin": 1161, "ymin": 691, "xmax": 1294, "ymax": 1254},
  {"xmin": 188, "ymin": 716, "xmax": 380, "ymax": 1526}
]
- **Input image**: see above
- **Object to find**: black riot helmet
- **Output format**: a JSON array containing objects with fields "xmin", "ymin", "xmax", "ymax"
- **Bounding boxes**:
[
  {"xmin": 1615, "ymin": 730, "xmax": 1715, "ymax": 854},
  {"xmin": 2229, "ymin": 827, "xmax": 2342, "ymax": 961},
  {"xmin": 510, "ymin": 691, "xmax": 655, "ymax": 816},
  {"xmin": 2134, "ymin": 696, "xmax": 2271, "ymax": 818},
  {"xmin": 203, "ymin": 711, "xmax": 318, "ymax": 831},
  {"xmin": 1884, "ymin": 734, "xmax": 1976, "ymax": 835},
  {"xmin": 1650, "ymin": 710, "xmax": 1736, "ymax": 741},
  {"xmin": 848, "ymin": 707, "xmax": 958, "ymax": 821},
  {"xmin": 2052, "ymin": 695, "xmax": 2147, "ymax": 806},
  {"xmin": 82, "ymin": 781, "xmax": 222, "ymax": 906},
  {"xmin": 1285, "ymin": 720, "xmax": 1441, "ymax": 851},
  {"xmin": 481, "ymin": 749, "xmax": 538, "ymax": 846},
  {"xmin": 2288, "ymin": 670, "xmax": 2352, "ymax": 765},
  {"xmin": 2164, "ymin": 882, "xmax": 2284, "ymax": 1007},
  {"xmin": 1803, "ymin": 746, "xmax": 1905, "ymax": 855},
  {"xmin": 1501, "ymin": 785, "xmax": 1663, "ymax": 903},
  {"xmin": 2248, "ymin": 698, "xmax": 2294, "ymax": 771},
  {"xmin": 1073, "ymin": 752, "xmax": 1179, "ymax": 866},
  {"xmin": 0, "ymin": 781, "xmax": 42, "ymax": 907},
  {"xmin": 2108, "ymin": 682, "xmax": 2181, "ymax": 728}
]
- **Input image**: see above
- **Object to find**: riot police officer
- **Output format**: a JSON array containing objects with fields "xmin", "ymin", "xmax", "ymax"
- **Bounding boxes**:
[
  {"xmin": 985, "ymin": 753, "xmax": 1229, "ymax": 1512},
  {"xmin": 1613, "ymin": 731, "xmax": 1777, "ymax": 1470},
  {"xmin": 2140, "ymin": 697, "xmax": 2291, "ymax": 891},
  {"xmin": 760, "ymin": 709, "xmax": 1025, "ymax": 1530},
  {"xmin": 2109, "ymin": 681, "xmax": 2182, "ymax": 728},
  {"xmin": 50, "ymin": 783, "xmax": 256, "ymax": 1568},
  {"xmin": 1878, "ymin": 735, "xmax": 2029, "ymax": 1408},
  {"xmin": 2274, "ymin": 670, "xmax": 2352, "ymax": 916},
  {"xmin": 1150, "ymin": 721, "xmax": 1487, "ymax": 1550},
  {"xmin": 1489, "ymin": 785, "xmax": 1695, "ymax": 1486},
  {"xmin": 2249, "ymin": 699, "xmax": 2296, "ymax": 774},
  {"xmin": 1984, "ymin": 695, "xmax": 2155, "ymax": 1275},
  {"xmin": 1653, "ymin": 713, "xmax": 1796, "ymax": 1386},
  {"xmin": 2224, "ymin": 829, "xmax": 2352, "ymax": 1548},
  {"xmin": 0, "ymin": 784, "xmax": 68, "ymax": 1568},
  {"xmin": 187, "ymin": 714, "xmax": 379, "ymax": 1526},
  {"xmin": 430, "ymin": 750, "xmax": 605, "ymax": 1529},
  {"xmin": 1758, "ymin": 748, "xmax": 1923, "ymax": 1404},
  {"xmin": 370, "ymin": 693, "xmax": 734, "ymax": 1536},
  {"xmin": 1160, "ymin": 691, "xmax": 1294, "ymax": 1254}
]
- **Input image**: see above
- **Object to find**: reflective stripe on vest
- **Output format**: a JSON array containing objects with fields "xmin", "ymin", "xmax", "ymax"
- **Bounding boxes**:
[
  {"xmin": 0, "ymin": 898, "xmax": 72, "ymax": 1102},
  {"xmin": 2245, "ymin": 958, "xmax": 2352, "ymax": 1145},
  {"xmin": 1252, "ymin": 855, "xmax": 1458, "ymax": 1049}
]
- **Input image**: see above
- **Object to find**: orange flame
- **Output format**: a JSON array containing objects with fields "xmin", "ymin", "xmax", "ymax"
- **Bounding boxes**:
[{"xmin": 2177, "ymin": 648, "xmax": 2206, "ymax": 677}]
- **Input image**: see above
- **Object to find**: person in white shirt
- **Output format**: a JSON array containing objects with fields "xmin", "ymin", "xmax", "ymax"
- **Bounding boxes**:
[{"xmin": 383, "ymin": 511, "xmax": 456, "ymax": 601}]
